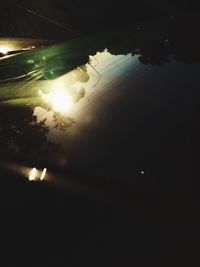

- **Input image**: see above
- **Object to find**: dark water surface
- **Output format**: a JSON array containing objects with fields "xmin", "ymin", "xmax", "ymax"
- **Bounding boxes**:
[{"xmin": 0, "ymin": 1, "xmax": 199, "ymax": 266}]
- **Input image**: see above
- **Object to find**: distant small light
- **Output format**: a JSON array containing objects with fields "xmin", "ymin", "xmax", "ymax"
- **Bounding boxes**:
[
  {"xmin": 29, "ymin": 168, "xmax": 38, "ymax": 181},
  {"xmin": 140, "ymin": 171, "xmax": 144, "ymax": 175},
  {"xmin": 40, "ymin": 168, "xmax": 47, "ymax": 180},
  {"xmin": 164, "ymin": 39, "xmax": 170, "ymax": 46}
]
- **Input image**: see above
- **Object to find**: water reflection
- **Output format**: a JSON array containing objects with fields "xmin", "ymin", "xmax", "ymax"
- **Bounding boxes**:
[
  {"xmin": 0, "ymin": 12, "xmax": 199, "ymax": 182},
  {"xmin": 32, "ymin": 50, "xmax": 137, "ymax": 142},
  {"xmin": 0, "ymin": 49, "xmax": 138, "ymax": 160},
  {"xmin": 28, "ymin": 167, "xmax": 47, "ymax": 181}
]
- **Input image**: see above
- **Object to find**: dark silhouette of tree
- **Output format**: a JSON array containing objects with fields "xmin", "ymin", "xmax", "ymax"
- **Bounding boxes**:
[
  {"xmin": 107, "ymin": 12, "xmax": 200, "ymax": 66},
  {"xmin": 0, "ymin": 106, "xmax": 50, "ymax": 156},
  {"xmin": 0, "ymin": 64, "xmax": 90, "ymax": 158}
]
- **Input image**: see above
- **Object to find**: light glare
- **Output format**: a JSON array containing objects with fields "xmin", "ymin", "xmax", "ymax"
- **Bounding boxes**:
[
  {"xmin": 0, "ymin": 45, "xmax": 10, "ymax": 55},
  {"xmin": 40, "ymin": 168, "xmax": 47, "ymax": 180},
  {"xmin": 45, "ymin": 91, "xmax": 72, "ymax": 113},
  {"xmin": 29, "ymin": 168, "xmax": 38, "ymax": 181}
]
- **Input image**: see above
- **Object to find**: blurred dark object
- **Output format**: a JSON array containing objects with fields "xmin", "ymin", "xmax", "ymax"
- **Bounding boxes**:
[
  {"xmin": 169, "ymin": 0, "xmax": 200, "ymax": 8},
  {"xmin": 1, "ymin": 0, "xmax": 173, "ymax": 40}
]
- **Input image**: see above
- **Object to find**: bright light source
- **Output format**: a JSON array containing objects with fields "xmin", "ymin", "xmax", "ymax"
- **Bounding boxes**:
[
  {"xmin": 0, "ymin": 44, "xmax": 18, "ymax": 55},
  {"xmin": 45, "ymin": 91, "xmax": 72, "ymax": 113},
  {"xmin": 28, "ymin": 168, "xmax": 38, "ymax": 181},
  {"xmin": 40, "ymin": 168, "xmax": 47, "ymax": 180},
  {"xmin": 0, "ymin": 45, "xmax": 10, "ymax": 55}
]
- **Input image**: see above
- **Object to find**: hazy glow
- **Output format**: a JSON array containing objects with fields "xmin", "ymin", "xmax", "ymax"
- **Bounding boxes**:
[
  {"xmin": 0, "ymin": 44, "xmax": 18, "ymax": 55},
  {"xmin": 28, "ymin": 168, "xmax": 38, "ymax": 181},
  {"xmin": 0, "ymin": 45, "xmax": 11, "ymax": 54},
  {"xmin": 45, "ymin": 91, "xmax": 72, "ymax": 113},
  {"xmin": 40, "ymin": 168, "xmax": 47, "ymax": 180}
]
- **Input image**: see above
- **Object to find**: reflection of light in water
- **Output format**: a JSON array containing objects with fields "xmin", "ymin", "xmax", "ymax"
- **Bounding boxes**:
[
  {"xmin": 28, "ymin": 167, "xmax": 47, "ymax": 181},
  {"xmin": 0, "ymin": 45, "xmax": 11, "ymax": 54},
  {"xmin": 44, "ymin": 91, "xmax": 73, "ymax": 113},
  {"xmin": 40, "ymin": 168, "xmax": 47, "ymax": 180},
  {"xmin": 0, "ymin": 44, "xmax": 19, "ymax": 55},
  {"xmin": 34, "ymin": 50, "xmax": 138, "ymax": 142},
  {"xmin": 28, "ymin": 168, "xmax": 38, "ymax": 181},
  {"xmin": 0, "ymin": 160, "xmax": 48, "ymax": 182}
]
